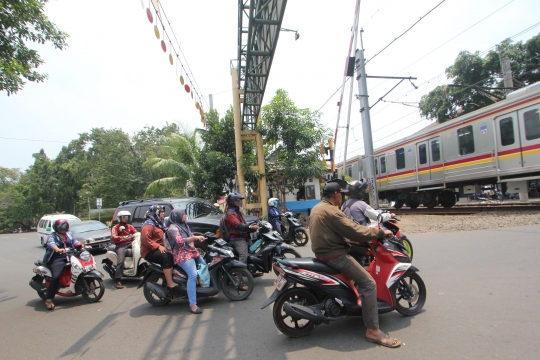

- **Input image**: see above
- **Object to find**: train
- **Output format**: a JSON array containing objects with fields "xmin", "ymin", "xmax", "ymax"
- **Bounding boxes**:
[{"xmin": 334, "ymin": 81, "xmax": 540, "ymax": 208}]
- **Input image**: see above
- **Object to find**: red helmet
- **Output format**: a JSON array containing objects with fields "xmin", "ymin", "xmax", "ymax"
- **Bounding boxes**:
[{"xmin": 53, "ymin": 219, "xmax": 70, "ymax": 233}]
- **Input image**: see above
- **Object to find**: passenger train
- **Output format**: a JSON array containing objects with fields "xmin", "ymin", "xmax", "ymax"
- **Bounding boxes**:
[{"xmin": 335, "ymin": 81, "xmax": 540, "ymax": 208}]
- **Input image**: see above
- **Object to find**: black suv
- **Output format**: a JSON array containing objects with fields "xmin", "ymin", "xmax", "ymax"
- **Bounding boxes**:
[{"xmin": 112, "ymin": 197, "xmax": 258, "ymax": 235}]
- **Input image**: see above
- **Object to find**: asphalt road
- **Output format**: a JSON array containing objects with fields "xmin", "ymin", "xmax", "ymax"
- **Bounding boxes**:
[{"xmin": 1, "ymin": 224, "xmax": 539, "ymax": 360}]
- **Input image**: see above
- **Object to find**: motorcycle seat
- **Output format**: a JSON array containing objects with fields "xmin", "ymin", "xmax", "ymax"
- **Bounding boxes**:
[{"xmin": 278, "ymin": 257, "xmax": 340, "ymax": 275}]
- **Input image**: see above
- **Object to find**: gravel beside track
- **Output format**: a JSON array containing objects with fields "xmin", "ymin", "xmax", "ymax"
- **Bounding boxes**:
[{"xmin": 397, "ymin": 211, "xmax": 540, "ymax": 234}]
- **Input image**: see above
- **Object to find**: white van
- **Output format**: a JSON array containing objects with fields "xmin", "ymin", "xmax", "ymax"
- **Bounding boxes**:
[{"xmin": 37, "ymin": 214, "xmax": 81, "ymax": 246}]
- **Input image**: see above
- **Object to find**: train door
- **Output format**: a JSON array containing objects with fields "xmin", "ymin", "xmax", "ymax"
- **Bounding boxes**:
[
  {"xmin": 517, "ymin": 104, "xmax": 540, "ymax": 169},
  {"xmin": 495, "ymin": 112, "xmax": 521, "ymax": 171},
  {"xmin": 416, "ymin": 141, "xmax": 430, "ymax": 184},
  {"xmin": 429, "ymin": 137, "xmax": 444, "ymax": 182}
]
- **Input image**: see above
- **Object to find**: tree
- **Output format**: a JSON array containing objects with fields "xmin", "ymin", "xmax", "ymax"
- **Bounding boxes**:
[
  {"xmin": 0, "ymin": 167, "xmax": 21, "ymax": 230},
  {"xmin": 420, "ymin": 33, "xmax": 540, "ymax": 123},
  {"xmin": 1, "ymin": 0, "xmax": 69, "ymax": 95},
  {"xmin": 258, "ymin": 89, "xmax": 330, "ymax": 208},
  {"xmin": 144, "ymin": 126, "xmax": 200, "ymax": 197}
]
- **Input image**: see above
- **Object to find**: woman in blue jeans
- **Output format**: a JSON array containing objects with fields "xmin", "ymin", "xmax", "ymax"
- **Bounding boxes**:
[{"xmin": 166, "ymin": 209, "xmax": 206, "ymax": 314}]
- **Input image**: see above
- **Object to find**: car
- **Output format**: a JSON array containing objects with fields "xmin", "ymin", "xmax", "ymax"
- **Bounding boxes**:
[
  {"xmin": 37, "ymin": 214, "xmax": 81, "ymax": 246},
  {"xmin": 112, "ymin": 197, "xmax": 259, "ymax": 256},
  {"xmin": 69, "ymin": 220, "xmax": 112, "ymax": 251}
]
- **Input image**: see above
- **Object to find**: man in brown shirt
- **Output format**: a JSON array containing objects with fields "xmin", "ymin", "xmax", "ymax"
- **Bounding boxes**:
[{"xmin": 310, "ymin": 180, "xmax": 401, "ymax": 348}]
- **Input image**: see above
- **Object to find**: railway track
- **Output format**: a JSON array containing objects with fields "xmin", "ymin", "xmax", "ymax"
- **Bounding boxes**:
[{"xmin": 393, "ymin": 203, "xmax": 540, "ymax": 215}]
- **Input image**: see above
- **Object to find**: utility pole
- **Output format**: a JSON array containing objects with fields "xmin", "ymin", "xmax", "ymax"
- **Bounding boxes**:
[
  {"xmin": 355, "ymin": 47, "xmax": 379, "ymax": 209},
  {"xmin": 497, "ymin": 45, "xmax": 514, "ymax": 93}
]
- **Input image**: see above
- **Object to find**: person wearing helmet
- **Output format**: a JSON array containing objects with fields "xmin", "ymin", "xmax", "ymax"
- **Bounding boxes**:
[
  {"xmin": 111, "ymin": 210, "xmax": 138, "ymax": 289},
  {"xmin": 42, "ymin": 219, "xmax": 83, "ymax": 310},
  {"xmin": 310, "ymin": 180, "xmax": 400, "ymax": 348},
  {"xmin": 223, "ymin": 192, "xmax": 259, "ymax": 286},
  {"xmin": 267, "ymin": 197, "xmax": 286, "ymax": 238},
  {"xmin": 342, "ymin": 180, "xmax": 395, "ymax": 225},
  {"xmin": 140, "ymin": 205, "xmax": 178, "ymax": 292}
]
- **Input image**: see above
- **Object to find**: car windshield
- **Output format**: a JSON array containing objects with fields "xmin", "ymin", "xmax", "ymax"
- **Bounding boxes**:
[
  {"xmin": 171, "ymin": 200, "xmax": 222, "ymax": 219},
  {"xmin": 70, "ymin": 222, "xmax": 108, "ymax": 233}
]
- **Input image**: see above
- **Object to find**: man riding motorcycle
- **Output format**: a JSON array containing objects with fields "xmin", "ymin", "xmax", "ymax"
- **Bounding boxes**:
[
  {"xmin": 310, "ymin": 180, "xmax": 401, "ymax": 348},
  {"xmin": 341, "ymin": 179, "xmax": 395, "ymax": 225},
  {"xmin": 111, "ymin": 210, "xmax": 138, "ymax": 289},
  {"xmin": 267, "ymin": 197, "xmax": 286, "ymax": 238}
]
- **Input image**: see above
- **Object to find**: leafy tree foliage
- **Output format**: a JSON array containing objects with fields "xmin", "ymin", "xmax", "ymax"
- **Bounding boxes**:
[
  {"xmin": 420, "ymin": 33, "xmax": 540, "ymax": 123},
  {"xmin": 0, "ymin": 0, "xmax": 69, "ymax": 95},
  {"xmin": 258, "ymin": 89, "xmax": 330, "ymax": 207}
]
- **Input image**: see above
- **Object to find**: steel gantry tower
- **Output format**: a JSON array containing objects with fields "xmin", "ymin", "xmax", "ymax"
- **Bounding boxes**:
[{"xmin": 231, "ymin": 0, "xmax": 288, "ymax": 216}]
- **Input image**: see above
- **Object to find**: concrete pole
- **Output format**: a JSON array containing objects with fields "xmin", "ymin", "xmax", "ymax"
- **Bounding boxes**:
[
  {"xmin": 230, "ymin": 67, "xmax": 246, "ymax": 208},
  {"xmin": 355, "ymin": 48, "xmax": 379, "ymax": 209}
]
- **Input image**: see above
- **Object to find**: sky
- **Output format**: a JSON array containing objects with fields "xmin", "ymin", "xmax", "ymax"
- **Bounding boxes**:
[{"xmin": 2, "ymin": 0, "xmax": 540, "ymax": 171}]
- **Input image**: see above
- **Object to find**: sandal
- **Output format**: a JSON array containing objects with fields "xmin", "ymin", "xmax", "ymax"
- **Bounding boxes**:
[
  {"xmin": 365, "ymin": 332, "xmax": 401, "ymax": 348},
  {"xmin": 45, "ymin": 300, "xmax": 55, "ymax": 311},
  {"xmin": 189, "ymin": 306, "xmax": 203, "ymax": 314}
]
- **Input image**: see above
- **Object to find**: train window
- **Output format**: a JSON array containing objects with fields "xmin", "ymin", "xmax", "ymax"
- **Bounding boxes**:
[
  {"xmin": 418, "ymin": 144, "xmax": 427, "ymax": 165},
  {"xmin": 396, "ymin": 148, "xmax": 405, "ymax": 169},
  {"xmin": 375, "ymin": 160, "xmax": 378, "ymax": 175},
  {"xmin": 524, "ymin": 109, "xmax": 540, "ymax": 140},
  {"xmin": 499, "ymin": 117, "xmax": 514, "ymax": 146},
  {"xmin": 431, "ymin": 140, "xmax": 441, "ymax": 161},
  {"xmin": 380, "ymin": 157, "xmax": 386, "ymax": 174},
  {"xmin": 457, "ymin": 125, "xmax": 475, "ymax": 155}
]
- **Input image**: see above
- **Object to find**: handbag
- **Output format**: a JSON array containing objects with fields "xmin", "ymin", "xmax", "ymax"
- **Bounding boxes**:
[{"xmin": 197, "ymin": 263, "xmax": 211, "ymax": 287}]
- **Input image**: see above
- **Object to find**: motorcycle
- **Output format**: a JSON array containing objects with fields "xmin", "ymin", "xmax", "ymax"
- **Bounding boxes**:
[
  {"xmin": 212, "ymin": 220, "xmax": 301, "ymax": 276},
  {"xmin": 29, "ymin": 247, "xmax": 105, "ymax": 303},
  {"xmin": 349, "ymin": 211, "xmax": 413, "ymax": 268},
  {"xmin": 261, "ymin": 234, "xmax": 426, "ymax": 338},
  {"xmin": 137, "ymin": 233, "xmax": 255, "ymax": 306},
  {"xmin": 101, "ymin": 233, "xmax": 148, "ymax": 280},
  {"xmin": 281, "ymin": 211, "xmax": 309, "ymax": 246}
]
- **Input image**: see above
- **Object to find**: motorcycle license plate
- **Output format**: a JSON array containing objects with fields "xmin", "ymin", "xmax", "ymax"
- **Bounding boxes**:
[
  {"xmin": 83, "ymin": 264, "xmax": 96, "ymax": 272},
  {"xmin": 274, "ymin": 273, "xmax": 287, "ymax": 291}
]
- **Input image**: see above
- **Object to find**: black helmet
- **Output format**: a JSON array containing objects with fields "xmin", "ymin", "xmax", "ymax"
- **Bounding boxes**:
[
  {"xmin": 53, "ymin": 219, "xmax": 70, "ymax": 233},
  {"xmin": 227, "ymin": 192, "xmax": 244, "ymax": 206},
  {"xmin": 347, "ymin": 179, "xmax": 368, "ymax": 199}
]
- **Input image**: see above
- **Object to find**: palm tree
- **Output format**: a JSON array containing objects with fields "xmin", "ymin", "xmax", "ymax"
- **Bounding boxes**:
[{"xmin": 144, "ymin": 129, "xmax": 200, "ymax": 197}]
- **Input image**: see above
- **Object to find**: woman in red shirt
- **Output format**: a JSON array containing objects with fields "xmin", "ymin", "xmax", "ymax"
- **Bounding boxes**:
[{"xmin": 140, "ymin": 206, "xmax": 178, "ymax": 291}]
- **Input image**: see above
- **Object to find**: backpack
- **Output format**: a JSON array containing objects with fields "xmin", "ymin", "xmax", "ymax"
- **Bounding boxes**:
[{"xmin": 219, "ymin": 211, "xmax": 233, "ymax": 241}]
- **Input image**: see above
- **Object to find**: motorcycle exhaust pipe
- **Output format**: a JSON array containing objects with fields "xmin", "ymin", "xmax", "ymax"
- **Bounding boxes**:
[
  {"xmin": 145, "ymin": 282, "xmax": 168, "ymax": 299},
  {"xmin": 29, "ymin": 280, "xmax": 46, "ymax": 292},
  {"xmin": 283, "ymin": 303, "xmax": 328, "ymax": 322}
]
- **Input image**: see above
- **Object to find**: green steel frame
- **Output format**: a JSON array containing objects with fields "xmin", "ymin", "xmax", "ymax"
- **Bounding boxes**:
[{"xmin": 235, "ymin": 0, "xmax": 288, "ymax": 130}]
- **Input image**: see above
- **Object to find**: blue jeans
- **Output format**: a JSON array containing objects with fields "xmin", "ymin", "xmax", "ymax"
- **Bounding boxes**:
[{"xmin": 177, "ymin": 257, "xmax": 206, "ymax": 307}]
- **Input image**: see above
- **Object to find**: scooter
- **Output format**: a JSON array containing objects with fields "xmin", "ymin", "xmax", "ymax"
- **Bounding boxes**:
[
  {"xmin": 212, "ymin": 220, "xmax": 301, "ymax": 276},
  {"xmin": 29, "ymin": 247, "xmax": 105, "ymax": 303},
  {"xmin": 262, "ymin": 233, "xmax": 426, "ymax": 338},
  {"xmin": 137, "ymin": 233, "xmax": 254, "ymax": 306},
  {"xmin": 281, "ymin": 212, "xmax": 309, "ymax": 246},
  {"xmin": 101, "ymin": 233, "xmax": 148, "ymax": 280}
]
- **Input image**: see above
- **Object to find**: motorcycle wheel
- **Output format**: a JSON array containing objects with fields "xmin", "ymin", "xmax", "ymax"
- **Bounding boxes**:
[
  {"xmin": 274, "ymin": 249, "xmax": 302, "ymax": 275},
  {"xmin": 273, "ymin": 288, "xmax": 319, "ymax": 338},
  {"xmin": 394, "ymin": 272, "xmax": 426, "ymax": 316},
  {"xmin": 293, "ymin": 229, "xmax": 309, "ymax": 247},
  {"xmin": 221, "ymin": 268, "xmax": 254, "ymax": 301},
  {"xmin": 143, "ymin": 273, "xmax": 171, "ymax": 306},
  {"xmin": 81, "ymin": 278, "xmax": 105, "ymax": 303}
]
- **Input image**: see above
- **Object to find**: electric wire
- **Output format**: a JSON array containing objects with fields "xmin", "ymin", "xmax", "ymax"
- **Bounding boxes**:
[{"xmin": 0, "ymin": 136, "xmax": 68, "ymax": 144}]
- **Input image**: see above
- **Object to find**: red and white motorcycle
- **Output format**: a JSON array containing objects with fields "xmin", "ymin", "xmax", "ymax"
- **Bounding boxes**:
[
  {"xmin": 262, "ymin": 232, "xmax": 426, "ymax": 338},
  {"xmin": 29, "ymin": 247, "xmax": 105, "ymax": 303}
]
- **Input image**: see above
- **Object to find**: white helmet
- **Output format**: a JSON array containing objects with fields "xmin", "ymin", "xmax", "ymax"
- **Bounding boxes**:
[
  {"xmin": 268, "ymin": 198, "xmax": 279, "ymax": 207},
  {"xmin": 116, "ymin": 210, "xmax": 132, "ymax": 222}
]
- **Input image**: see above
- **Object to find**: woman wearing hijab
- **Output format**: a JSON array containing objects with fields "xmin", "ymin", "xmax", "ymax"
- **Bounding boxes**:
[{"xmin": 166, "ymin": 208, "xmax": 206, "ymax": 314}]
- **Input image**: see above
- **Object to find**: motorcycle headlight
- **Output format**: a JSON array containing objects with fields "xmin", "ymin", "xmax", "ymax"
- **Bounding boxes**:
[{"xmin": 79, "ymin": 251, "xmax": 91, "ymax": 262}]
